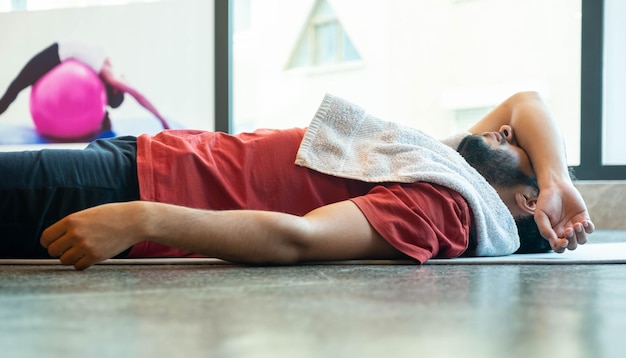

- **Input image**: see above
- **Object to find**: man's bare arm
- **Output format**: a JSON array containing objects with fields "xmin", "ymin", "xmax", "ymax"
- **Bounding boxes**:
[
  {"xmin": 40, "ymin": 201, "xmax": 404, "ymax": 270},
  {"xmin": 469, "ymin": 91, "xmax": 593, "ymax": 251}
]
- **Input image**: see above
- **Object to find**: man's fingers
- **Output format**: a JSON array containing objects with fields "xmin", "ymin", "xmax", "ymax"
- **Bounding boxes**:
[
  {"xmin": 534, "ymin": 213, "xmax": 559, "ymax": 242},
  {"xmin": 535, "ymin": 211, "xmax": 596, "ymax": 253},
  {"xmin": 550, "ymin": 237, "xmax": 568, "ymax": 253},
  {"xmin": 565, "ymin": 228, "xmax": 578, "ymax": 251},
  {"xmin": 40, "ymin": 219, "xmax": 67, "ymax": 249},
  {"xmin": 59, "ymin": 247, "xmax": 84, "ymax": 266},
  {"xmin": 573, "ymin": 222, "xmax": 588, "ymax": 245},
  {"xmin": 572, "ymin": 220, "xmax": 594, "ymax": 246},
  {"xmin": 46, "ymin": 236, "xmax": 73, "ymax": 258},
  {"xmin": 535, "ymin": 213, "xmax": 568, "ymax": 253},
  {"xmin": 74, "ymin": 255, "xmax": 96, "ymax": 271},
  {"xmin": 52, "ymin": 239, "xmax": 98, "ymax": 270}
]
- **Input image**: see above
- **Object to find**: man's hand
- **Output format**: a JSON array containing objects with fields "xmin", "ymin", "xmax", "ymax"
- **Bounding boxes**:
[
  {"xmin": 533, "ymin": 181, "xmax": 595, "ymax": 253},
  {"xmin": 40, "ymin": 202, "xmax": 145, "ymax": 270}
]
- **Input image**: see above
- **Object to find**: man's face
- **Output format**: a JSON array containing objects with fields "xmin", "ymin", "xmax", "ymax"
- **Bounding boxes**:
[{"xmin": 457, "ymin": 132, "xmax": 535, "ymax": 189}]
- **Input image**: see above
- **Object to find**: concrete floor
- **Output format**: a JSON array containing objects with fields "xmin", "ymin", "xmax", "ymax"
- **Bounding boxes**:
[{"xmin": 2, "ymin": 231, "xmax": 626, "ymax": 358}]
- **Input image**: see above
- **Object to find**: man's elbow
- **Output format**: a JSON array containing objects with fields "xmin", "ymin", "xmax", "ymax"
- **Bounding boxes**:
[{"xmin": 511, "ymin": 90, "xmax": 543, "ymax": 104}]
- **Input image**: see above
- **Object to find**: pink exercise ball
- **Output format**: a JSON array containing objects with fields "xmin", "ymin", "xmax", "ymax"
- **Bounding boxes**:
[{"xmin": 29, "ymin": 59, "xmax": 106, "ymax": 140}]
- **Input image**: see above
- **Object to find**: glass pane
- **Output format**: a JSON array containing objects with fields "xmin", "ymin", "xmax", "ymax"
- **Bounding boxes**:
[
  {"xmin": 233, "ymin": 0, "xmax": 251, "ymax": 32},
  {"xmin": 314, "ymin": 22, "xmax": 337, "ymax": 65},
  {"xmin": 233, "ymin": 0, "xmax": 582, "ymax": 167},
  {"xmin": 602, "ymin": 0, "xmax": 626, "ymax": 165},
  {"xmin": 0, "ymin": 0, "xmax": 213, "ymax": 150},
  {"xmin": 341, "ymin": 30, "xmax": 360, "ymax": 62},
  {"xmin": 9, "ymin": 0, "xmax": 25, "ymax": 11}
]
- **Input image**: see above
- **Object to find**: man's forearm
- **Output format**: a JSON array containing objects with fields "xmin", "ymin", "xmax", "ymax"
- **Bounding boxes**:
[
  {"xmin": 138, "ymin": 201, "xmax": 310, "ymax": 264},
  {"xmin": 470, "ymin": 91, "xmax": 572, "ymax": 187},
  {"xmin": 506, "ymin": 91, "xmax": 572, "ymax": 187}
]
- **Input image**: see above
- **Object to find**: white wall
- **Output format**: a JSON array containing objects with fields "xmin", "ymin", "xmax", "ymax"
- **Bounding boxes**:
[{"xmin": 0, "ymin": 0, "xmax": 214, "ymax": 145}]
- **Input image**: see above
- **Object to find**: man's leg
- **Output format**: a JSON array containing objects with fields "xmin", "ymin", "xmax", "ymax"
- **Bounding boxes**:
[
  {"xmin": 0, "ymin": 43, "xmax": 61, "ymax": 115},
  {"xmin": 0, "ymin": 136, "xmax": 140, "ymax": 258}
]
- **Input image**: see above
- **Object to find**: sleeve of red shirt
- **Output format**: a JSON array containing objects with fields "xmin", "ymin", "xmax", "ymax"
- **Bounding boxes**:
[{"xmin": 350, "ymin": 182, "xmax": 471, "ymax": 263}]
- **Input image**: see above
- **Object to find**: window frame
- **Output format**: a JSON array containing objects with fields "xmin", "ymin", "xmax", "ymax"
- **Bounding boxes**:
[
  {"xmin": 214, "ymin": 0, "xmax": 232, "ymax": 133},
  {"xmin": 218, "ymin": 0, "xmax": 621, "ymax": 180},
  {"xmin": 575, "ymin": 0, "xmax": 626, "ymax": 179}
]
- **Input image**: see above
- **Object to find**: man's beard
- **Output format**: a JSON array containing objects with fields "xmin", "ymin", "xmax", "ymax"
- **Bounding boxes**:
[{"xmin": 457, "ymin": 134, "xmax": 534, "ymax": 188}]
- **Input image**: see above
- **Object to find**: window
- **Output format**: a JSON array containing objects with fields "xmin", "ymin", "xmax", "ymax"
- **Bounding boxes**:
[
  {"xmin": 232, "ymin": 0, "xmax": 583, "ymax": 152},
  {"xmin": 0, "ymin": 0, "xmax": 214, "ymax": 150},
  {"xmin": 576, "ymin": 0, "xmax": 626, "ymax": 179},
  {"xmin": 601, "ymin": 0, "xmax": 626, "ymax": 165},
  {"xmin": 287, "ymin": 0, "xmax": 361, "ymax": 69}
]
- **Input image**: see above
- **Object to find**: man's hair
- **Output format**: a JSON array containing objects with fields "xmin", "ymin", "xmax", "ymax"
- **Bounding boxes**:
[
  {"xmin": 105, "ymin": 83, "xmax": 125, "ymax": 108},
  {"xmin": 514, "ymin": 216, "xmax": 552, "ymax": 253}
]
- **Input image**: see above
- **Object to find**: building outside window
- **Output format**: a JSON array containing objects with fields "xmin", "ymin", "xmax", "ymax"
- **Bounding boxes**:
[{"xmin": 288, "ymin": 0, "xmax": 361, "ymax": 69}]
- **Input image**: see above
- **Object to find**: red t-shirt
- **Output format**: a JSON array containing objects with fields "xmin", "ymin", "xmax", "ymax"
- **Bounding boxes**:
[{"xmin": 130, "ymin": 128, "xmax": 471, "ymax": 263}]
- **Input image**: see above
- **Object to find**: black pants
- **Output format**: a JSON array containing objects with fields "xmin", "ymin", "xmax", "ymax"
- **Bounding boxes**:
[
  {"xmin": 0, "ymin": 43, "xmax": 61, "ymax": 115},
  {"xmin": 0, "ymin": 136, "xmax": 140, "ymax": 258}
]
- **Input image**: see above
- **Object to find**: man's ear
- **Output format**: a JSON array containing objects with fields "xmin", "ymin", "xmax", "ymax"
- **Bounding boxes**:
[{"xmin": 514, "ymin": 188, "xmax": 538, "ymax": 216}]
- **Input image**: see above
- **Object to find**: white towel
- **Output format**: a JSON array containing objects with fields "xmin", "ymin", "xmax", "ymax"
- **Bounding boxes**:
[{"xmin": 295, "ymin": 94, "xmax": 519, "ymax": 256}]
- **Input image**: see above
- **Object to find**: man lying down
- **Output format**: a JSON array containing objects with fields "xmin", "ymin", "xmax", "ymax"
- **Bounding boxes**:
[{"xmin": 0, "ymin": 91, "xmax": 594, "ymax": 270}]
